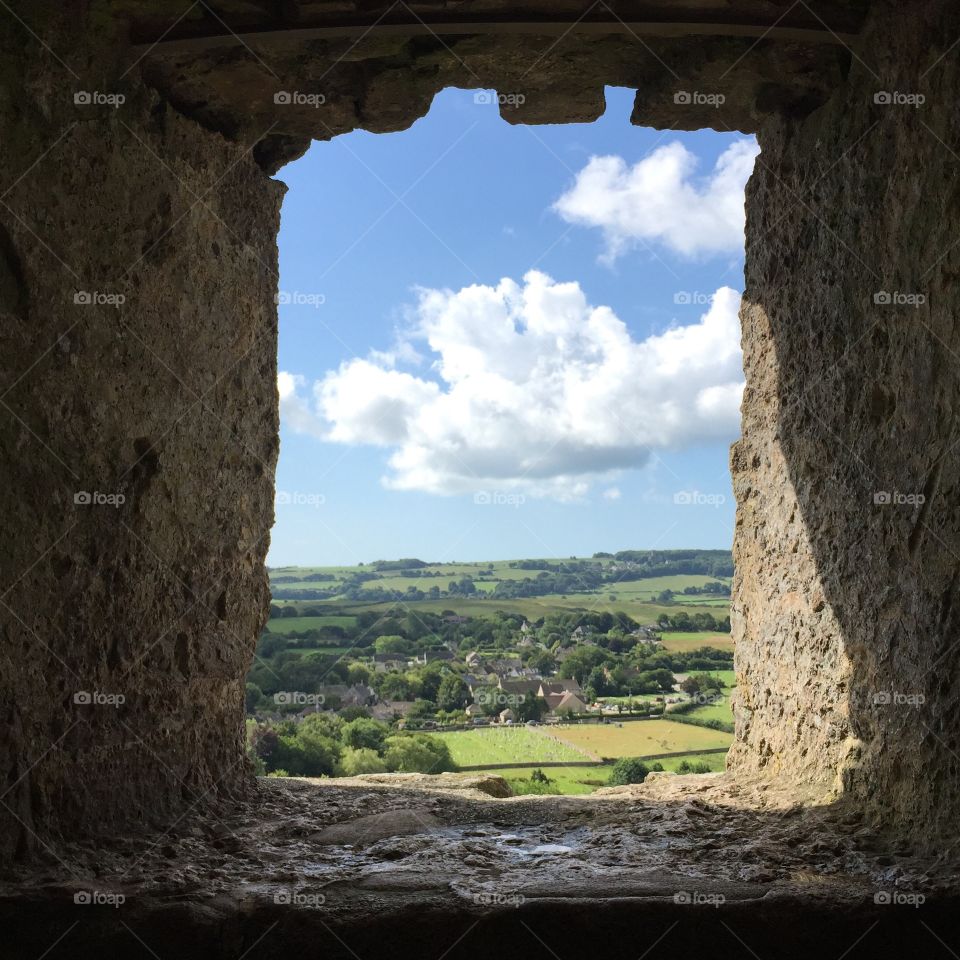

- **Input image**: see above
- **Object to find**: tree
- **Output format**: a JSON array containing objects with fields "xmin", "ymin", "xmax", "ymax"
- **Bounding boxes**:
[
  {"xmin": 586, "ymin": 666, "xmax": 611, "ymax": 698},
  {"xmin": 340, "ymin": 705, "xmax": 371, "ymax": 722},
  {"xmin": 299, "ymin": 712, "xmax": 343, "ymax": 741},
  {"xmin": 342, "ymin": 717, "xmax": 390, "ymax": 753},
  {"xmin": 558, "ymin": 646, "xmax": 608, "ymax": 684},
  {"xmin": 245, "ymin": 682, "xmax": 264, "ymax": 713},
  {"xmin": 677, "ymin": 760, "xmax": 712, "ymax": 774},
  {"xmin": 272, "ymin": 727, "xmax": 342, "ymax": 777},
  {"xmin": 437, "ymin": 674, "xmax": 470, "ymax": 711},
  {"xmin": 416, "ymin": 663, "xmax": 445, "ymax": 703},
  {"xmin": 608, "ymin": 757, "xmax": 650, "ymax": 786},
  {"xmin": 515, "ymin": 694, "xmax": 548, "ymax": 723},
  {"xmin": 407, "ymin": 698, "xmax": 437, "ymax": 719},
  {"xmin": 383, "ymin": 734, "xmax": 456, "ymax": 773},
  {"xmin": 248, "ymin": 724, "xmax": 278, "ymax": 762},
  {"xmin": 374, "ymin": 635, "xmax": 412, "ymax": 655},
  {"xmin": 341, "ymin": 747, "xmax": 388, "ymax": 775},
  {"xmin": 378, "ymin": 672, "xmax": 413, "ymax": 701},
  {"xmin": 637, "ymin": 668, "xmax": 676, "ymax": 693},
  {"xmin": 692, "ymin": 673, "xmax": 723, "ymax": 695},
  {"xmin": 526, "ymin": 650, "xmax": 556, "ymax": 674},
  {"xmin": 347, "ymin": 663, "xmax": 372, "ymax": 686}
]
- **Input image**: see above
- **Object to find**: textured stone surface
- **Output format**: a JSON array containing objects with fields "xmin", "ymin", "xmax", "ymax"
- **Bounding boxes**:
[
  {"xmin": 2, "ymin": 775, "xmax": 956, "ymax": 959},
  {"xmin": 1, "ymin": 0, "xmax": 959, "ymax": 867},
  {"xmin": 0, "ymin": 26, "xmax": 282, "ymax": 856},
  {"xmin": 138, "ymin": 26, "xmax": 851, "ymax": 172},
  {"xmin": 729, "ymin": 0, "xmax": 960, "ymax": 838}
]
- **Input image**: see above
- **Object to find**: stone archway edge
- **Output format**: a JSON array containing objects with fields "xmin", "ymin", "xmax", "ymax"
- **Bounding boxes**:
[{"xmin": 132, "ymin": 19, "xmax": 860, "ymax": 54}]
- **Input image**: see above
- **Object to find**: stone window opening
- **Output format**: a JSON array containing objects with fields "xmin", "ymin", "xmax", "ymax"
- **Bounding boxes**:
[{"xmin": 2, "ymin": 3, "xmax": 959, "ymax": 957}]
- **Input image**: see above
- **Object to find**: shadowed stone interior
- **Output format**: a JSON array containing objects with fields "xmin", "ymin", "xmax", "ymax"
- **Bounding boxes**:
[{"xmin": 1, "ymin": 0, "xmax": 959, "ymax": 955}]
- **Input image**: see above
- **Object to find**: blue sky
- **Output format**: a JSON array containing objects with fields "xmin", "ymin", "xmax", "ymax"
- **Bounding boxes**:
[{"xmin": 269, "ymin": 86, "xmax": 756, "ymax": 566}]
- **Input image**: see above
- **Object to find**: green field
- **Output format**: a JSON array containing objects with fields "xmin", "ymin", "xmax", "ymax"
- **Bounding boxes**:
[
  {"xmin": 679, "ymin": 699, "xmax": 733, "ymax": 724},
  {"xmin": 433, "ymin": 727, "xmax": 593, "ymax": 766},
  {"xmin": 549, "ymin": 719, "xmax": 733, "ymax": 759},
  {"xmin": 279, "ymin": 646, "xmax": 353, "ymax": 657},
  {"xmin": 484, "ymin": 764, "xmax": 606, "ymax": 794},
  {"xmin": 431, "ymin": 719, "xmax": 733, "ymax": 768},
  {"xmin": 698, "ymin": 670, "xmax": 736, "ymax": 686},
  {"xmin": 268, "ymin": 562, "xmax": 731, "ymax": 625},
  {"xmin": 294, "ymin": 596, "xmax": 727, "ymax": 623},
  {"xmin": 483, "ymin": 750, "xmax": 729, "ymax": 795},
  {"xmin": 668, "ymin": 670, "xmax": 737, "ymax": 724},
  {"xmin": 266, "ymin": 615, "xmax": 357, "ymax": 633},
  {"xmin": 659, "ymin": 631, "xmax": 734, "ymax": 652}
]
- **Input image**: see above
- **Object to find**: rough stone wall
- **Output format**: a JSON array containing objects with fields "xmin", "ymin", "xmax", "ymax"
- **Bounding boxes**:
[
  {"xmin": 729, "ymin": 0, "xmax": 960, "ymax": 838},
  {"xmin": 3, "ymin": 0, "xmax": 958, "ymax": 853},
  {"xmin": 0, "ymin": 28, "xmax": 282, "ymax": 856}
]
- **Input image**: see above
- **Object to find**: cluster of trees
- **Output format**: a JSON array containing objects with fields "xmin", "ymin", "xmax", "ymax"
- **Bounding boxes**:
[
  {"xmin": 371, "ymin": 558, "xmax": 428, "ymax": 570},
  {"xmin": 654, "ymin": 610, "xmax": 731, "ymax": 632},
  {"xmin": 679, "ymin": 673, "xmax": 724, "ymax": 698},
  {"xmin": 271, "ymin": 572, "xmax": 337, "ymax": 584},
  {"xmin": 270, "ymin": 551, "xmax": 733, "ymax": 604},
  {"xmin": 271, "ymin": 586, "xmax": 340, "ymax": 600},
  {"xmin": 556, "ymin": 642, "xmax": 731, "ymax": 693},
  {"xmin": 606, "ymin": 756, "xmax": 712, "ymax": 785},
  {"xmin": 593, "ymin": 550, "xmax": 734, "ymax": 578},
  {"xmin": 608, "ymin": 757, "xmax": 663, "ymax": 785},
  {"xmin": 248, "ymin": 599, "xmax": 733, "ymax": 727},
  {"xmin": 247, "ymin": 713, "xmax": 456, "ymax": 777},
  {"xmin": 680, "ymin": 581, "xmax": 730, "ymax": 596}
]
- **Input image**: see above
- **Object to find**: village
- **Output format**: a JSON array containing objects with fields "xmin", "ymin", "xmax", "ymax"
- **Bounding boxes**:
[
  {"xmin": 245, "ymin": 602, "xmax": 734, "ymax": 791},
  {"xmin": 332, "ymin": 622, "xmax": 668, "ymax": 725}
]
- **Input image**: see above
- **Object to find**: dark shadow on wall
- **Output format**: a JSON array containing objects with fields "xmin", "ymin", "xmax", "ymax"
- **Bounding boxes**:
[{"xmin": 730, "ymin": 0, "xmax": 960, "ymax": 844}]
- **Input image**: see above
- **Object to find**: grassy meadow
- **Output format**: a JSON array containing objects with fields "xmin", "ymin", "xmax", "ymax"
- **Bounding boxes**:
[
  {"xmin": 267, "ymin": 559, "xmax": 731, "ymax": 626},
  {"xmin": 548, "ymin": 719, "xmax": 733, "ymax": 759},
  {"xmin": 433, "ymin": 727, "xmax": 593, "ymax": 766}
]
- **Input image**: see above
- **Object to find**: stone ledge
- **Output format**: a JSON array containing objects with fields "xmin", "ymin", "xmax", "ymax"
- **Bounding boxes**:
[{"xmin": 2, "ymin": 774, "xmax": 956, "ymax": 958}]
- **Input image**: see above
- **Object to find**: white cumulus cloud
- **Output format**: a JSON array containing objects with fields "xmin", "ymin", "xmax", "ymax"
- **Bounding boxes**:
[
  {"xmin": 279, "ymin": 272, "xmax": 743, "ymax": 499},
  {"xmin": 552, "ymin": 139, "xmax": 759, "ymax": 261}
]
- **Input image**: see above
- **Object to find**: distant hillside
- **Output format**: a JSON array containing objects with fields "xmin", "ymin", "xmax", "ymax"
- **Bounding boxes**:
[{"xmin": 266, "ymin": 550, "xmax": 733, "ymax": 607}]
